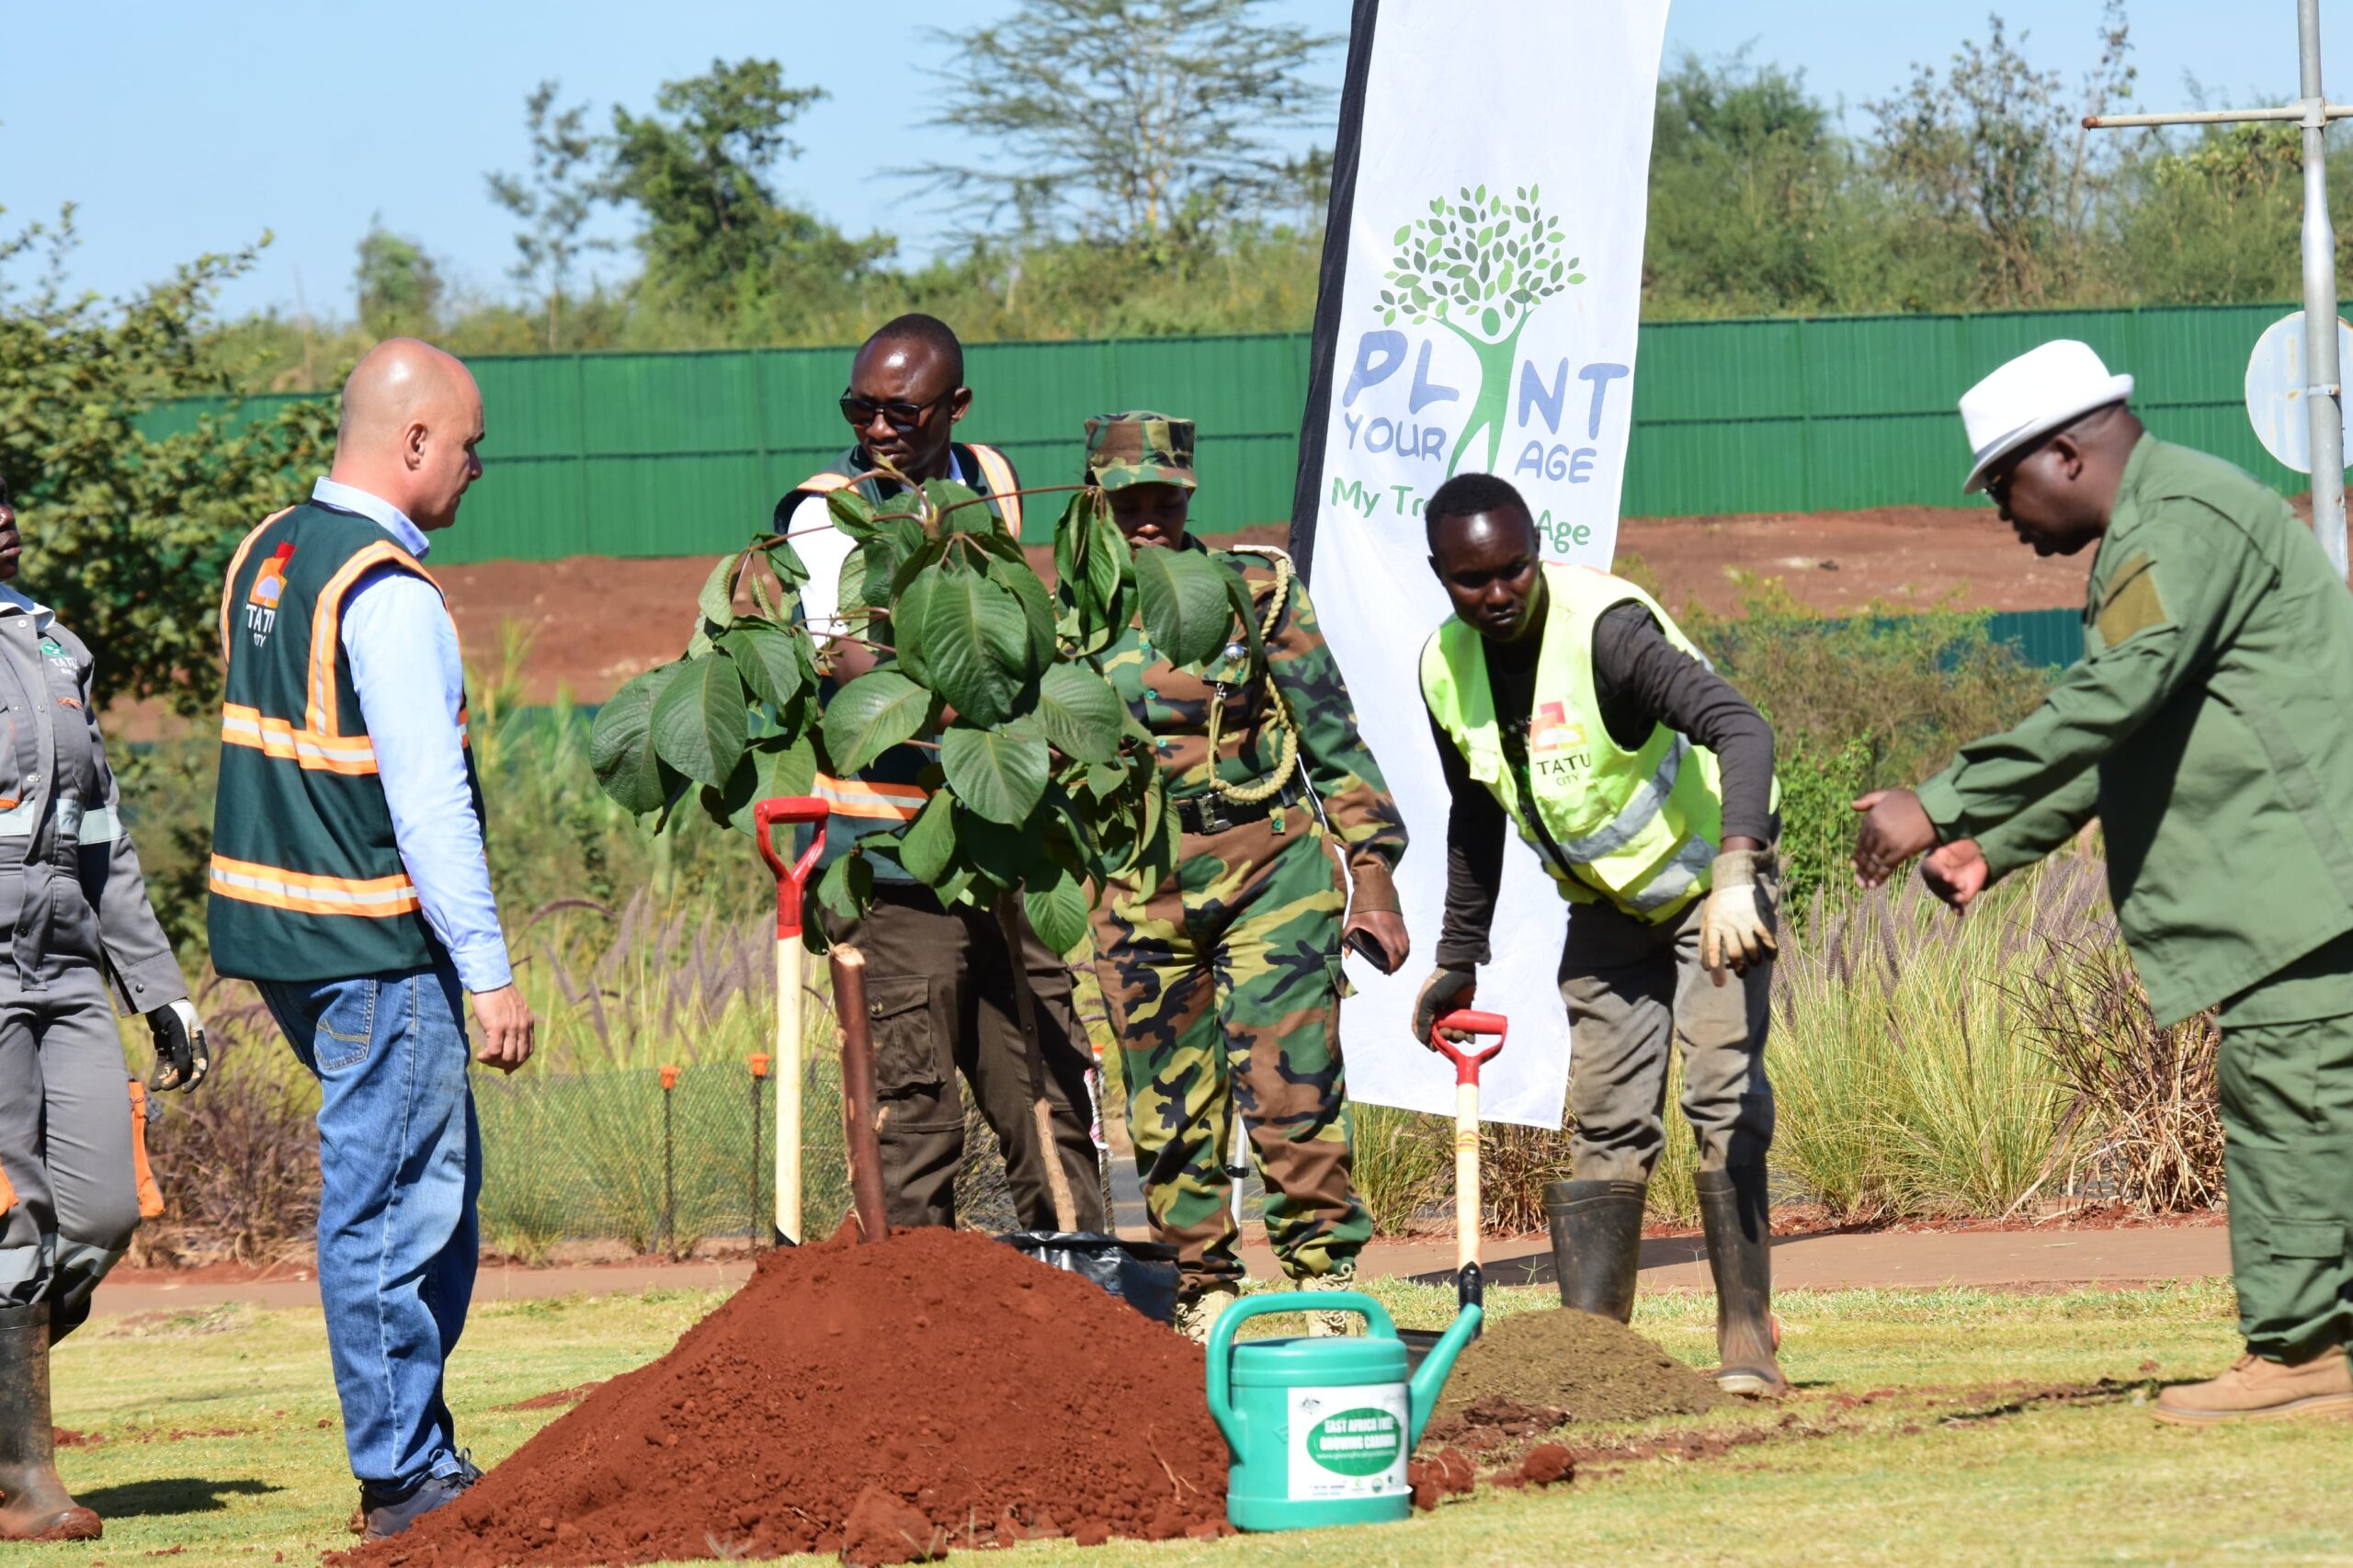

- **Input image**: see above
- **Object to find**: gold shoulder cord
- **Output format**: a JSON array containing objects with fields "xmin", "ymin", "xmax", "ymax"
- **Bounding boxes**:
[{"xmin": 1202, "ymin": 546, "xmax": 1301, "ymax": 805}]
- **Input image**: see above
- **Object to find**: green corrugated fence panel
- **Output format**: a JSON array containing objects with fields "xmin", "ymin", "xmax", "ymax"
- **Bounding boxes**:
[
  {"xmin": 1986, "ymin": 607, "xmax": 2084, "ymax": 668},
  {"xmin": 139, "ymin": 303, "xmax": 2333, "ymax": 562}
]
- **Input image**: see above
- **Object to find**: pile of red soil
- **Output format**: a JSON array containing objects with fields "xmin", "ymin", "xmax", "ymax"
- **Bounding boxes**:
[{"xmin": 339, "ymin": 1229, "xmax": 1227, "ymax": 1566}]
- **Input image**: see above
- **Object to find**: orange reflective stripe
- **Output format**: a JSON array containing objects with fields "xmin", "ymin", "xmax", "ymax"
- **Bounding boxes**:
[
  {"xmin": 800, "ymin": 472, "xmax": 854, "ymax": 494},
  {"xmin": 128, "ymin": 1080, "xmax": 164, "ymax": 1220},
  {"xmin": 0, "ymin": 1159, "xmax": 15, "ymax": 1216},
  {"xmin": 208, "ymin": 854, "xmax": 421, "ymax": 917},
  {"xmin": 220, "ymin": 704, "xmax": 381, "ymax": 776},
  {"xmin": 219, "ymin": 509, "xmax": 293, "ymax": 663},
  {"xmin": 967, "ymin": 444, "xmax": 1022, "ymax": 538},
  {"xmin": 307, "ymin": 541, "xmax": 444, "ymax": 736},
  {"xmin": 812, "ymin": 775, "xmax": 928, "ymax": 822}
]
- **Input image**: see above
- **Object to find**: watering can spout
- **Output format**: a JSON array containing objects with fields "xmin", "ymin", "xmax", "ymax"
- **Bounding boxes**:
[{"xmin": 1405, "ymin": 1302, "xmax": 1483, "ymax": 1448}]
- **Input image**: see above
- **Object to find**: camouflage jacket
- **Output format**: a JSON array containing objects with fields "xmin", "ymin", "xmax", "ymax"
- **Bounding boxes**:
[{"xmin": 1098, "ymin": 539, "xmax": 1406, "ymax": 912}]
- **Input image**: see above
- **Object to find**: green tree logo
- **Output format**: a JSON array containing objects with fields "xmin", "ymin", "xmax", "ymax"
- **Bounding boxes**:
[{"xmin": 1378, "ymin": 184, "xmax": 1584, "ymax": 473}]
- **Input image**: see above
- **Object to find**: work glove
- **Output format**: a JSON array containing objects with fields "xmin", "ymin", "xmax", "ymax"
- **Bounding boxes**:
[
  {"xmin": 1698, "ymin": 848, "xmax": 1779, "ymax": 983},
  {"xmin": 145, "ymin": 999, "xmax": 210, "ymax": 1093},
  {"xmin": 1411, "ymin": 965, "xmax": 1478, "ymax": 1046}
]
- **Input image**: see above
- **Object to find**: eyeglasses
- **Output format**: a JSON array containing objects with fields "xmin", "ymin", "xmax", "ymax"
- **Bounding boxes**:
[{"xmin": 839, "ymin": 389, "xmax": 954, "ymax": 431}]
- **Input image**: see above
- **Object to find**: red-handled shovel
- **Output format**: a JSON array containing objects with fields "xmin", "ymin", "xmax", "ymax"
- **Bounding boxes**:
[
  {"xmin": 755, "ymin": 797, "xmax": 829, "ymax": 1245},
  {"xmin": 1432, "ymin": 1009, "xmax": 1508, "ymax": 1312}
]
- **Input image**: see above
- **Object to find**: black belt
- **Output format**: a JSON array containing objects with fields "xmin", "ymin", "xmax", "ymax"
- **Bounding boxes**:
[{"xmin": 1174, "ymin": 779, "xmax": 1304, "ymax": 836}]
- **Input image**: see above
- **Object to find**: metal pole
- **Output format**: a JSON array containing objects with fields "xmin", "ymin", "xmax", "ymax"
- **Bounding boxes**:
[{"xmin": 2300, "ymin": 0, "xmax": 2350, "ymax": 578}]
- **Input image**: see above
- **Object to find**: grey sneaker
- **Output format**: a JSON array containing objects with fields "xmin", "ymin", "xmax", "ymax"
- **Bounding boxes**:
[
  {"xmin": 1297, "ymin": 1269, "xmax": 1361, "ymax": 1337},
  {"xmin": 1173, "ymin": 1284, "xmax": 1242, "ymax": 1345},
  {"xmin": 361, "ymin": 1451, "xmax": 483, "ymax": 1540}
]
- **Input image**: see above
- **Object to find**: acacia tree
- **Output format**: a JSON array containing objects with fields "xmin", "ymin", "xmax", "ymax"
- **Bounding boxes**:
[
  {"xmin": 589, "ymin": 478, "xmax": 1254, "ymax": 954},
  {"xmin": 1378, "ymin": 184, "xmax": 1582, "ymax": 474},
  {"xmin": 911, "ymin": 0, "xmax": 1336, "ymax": 247},
  {"xmin": 486, "ymin": 80, "xmax": 608, "ymax": 351}
]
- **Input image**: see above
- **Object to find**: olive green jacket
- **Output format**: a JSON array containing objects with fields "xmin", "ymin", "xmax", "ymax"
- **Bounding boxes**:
[{"xmin": 1916, "ymin": 436, "xmax": 2353, "ymax": 1026}]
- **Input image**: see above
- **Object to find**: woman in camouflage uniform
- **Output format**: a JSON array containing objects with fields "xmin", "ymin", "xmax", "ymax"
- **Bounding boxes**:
[{"xmin": 1080, "ymin": 412, "xmax": 1408, "ymax": 1338}]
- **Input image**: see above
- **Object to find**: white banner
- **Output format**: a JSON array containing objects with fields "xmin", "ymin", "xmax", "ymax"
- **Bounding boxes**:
[{"xmin": 1311, "ymin": 0, "xmax": 1674, "ymax": 1126}]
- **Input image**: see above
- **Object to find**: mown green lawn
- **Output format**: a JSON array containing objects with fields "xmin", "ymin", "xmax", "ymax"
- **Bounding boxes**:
[{"xmin": 30, "ymin": 1274, "xmax": 2353, "ymax": 1567}]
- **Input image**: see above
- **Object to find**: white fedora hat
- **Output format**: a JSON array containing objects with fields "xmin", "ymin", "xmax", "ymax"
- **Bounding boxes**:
[{"xmin": 1959, "ymin": 340, "xmax": 2135, "ymax": 494}]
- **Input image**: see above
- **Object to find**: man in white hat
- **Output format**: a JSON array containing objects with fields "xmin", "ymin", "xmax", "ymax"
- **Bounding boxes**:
[{"xmin": 1854, "ymin": 339, "xmax": 2353, "ymax": 1424}]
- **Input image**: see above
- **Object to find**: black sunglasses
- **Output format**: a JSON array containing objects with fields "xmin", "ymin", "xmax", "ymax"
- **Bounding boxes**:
[{"xmin": 839, "ymin": 389, "xmax": 954, "ymax": 431}]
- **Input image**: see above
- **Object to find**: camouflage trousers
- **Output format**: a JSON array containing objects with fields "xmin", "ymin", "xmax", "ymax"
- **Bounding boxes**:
[{"xmin": 1092, "ymin": 812, "xmax": 1372, "ymax": 1291}]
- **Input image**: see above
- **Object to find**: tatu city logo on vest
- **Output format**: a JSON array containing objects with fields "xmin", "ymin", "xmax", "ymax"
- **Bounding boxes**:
[
  {"xmin": 1527, "ymin": 700, "xmax": 1589, "ymax": 777},
  {"xmin": 245, "ymin": 542, "xmax": 294, "ymax": 648}
]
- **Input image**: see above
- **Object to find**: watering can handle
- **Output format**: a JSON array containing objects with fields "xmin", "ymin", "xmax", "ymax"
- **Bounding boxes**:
[
  {"xmin": 754, "ymin": 797, "xmax": 830, "ymax": 939},
  {"xmin": 1202, "ymin": 1290, "xmax": 1399, "ymax": 1450},
  {"xmin": 1431, "ymin": 1009, "xmax": 1506, "ymax": 1085}
]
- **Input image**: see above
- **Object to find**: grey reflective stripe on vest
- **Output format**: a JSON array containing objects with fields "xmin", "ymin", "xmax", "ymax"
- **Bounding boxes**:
[
  {"xmin": 1624, "ymin": 833, "xmax": 1717, "ymax": 913},
  {"xmin": 0, "ymin": 798, "xmax": 122, "ymax": 844},
  {"xmin": 1553, "ymin": 736, "xmax": 1688, "ymax": 863}
]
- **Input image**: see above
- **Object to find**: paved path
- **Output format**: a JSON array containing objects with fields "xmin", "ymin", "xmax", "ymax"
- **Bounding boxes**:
[{"xmin": 91, "ymin": 1224, "xmax": 2229, "ymax": 1319}]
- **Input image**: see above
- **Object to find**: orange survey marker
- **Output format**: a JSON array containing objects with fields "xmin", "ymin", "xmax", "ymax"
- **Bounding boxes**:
[{"xmin": 128, "ymin": 1079, "xmax": 165, "ymax": 1220}]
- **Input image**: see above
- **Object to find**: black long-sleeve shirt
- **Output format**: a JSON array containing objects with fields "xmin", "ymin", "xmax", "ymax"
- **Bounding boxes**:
[{"xmin": 1431, "ymin": 602, "xmax": 1776, "ymax": 967}]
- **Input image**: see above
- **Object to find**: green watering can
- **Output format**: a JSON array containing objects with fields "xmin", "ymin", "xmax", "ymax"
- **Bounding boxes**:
[{"xmin": 1204, "ymin": 1292, "xmax": 1483, "ymax": 1531}]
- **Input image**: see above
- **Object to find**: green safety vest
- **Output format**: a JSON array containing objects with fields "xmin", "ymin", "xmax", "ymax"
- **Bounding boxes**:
[
  {"xmin": 207, "ymin": 502, "xmax": 484, "ymax": 981},
  {"xmin": 1420, "ymin": 563, "xmax": 1755, "ymax": 924}
]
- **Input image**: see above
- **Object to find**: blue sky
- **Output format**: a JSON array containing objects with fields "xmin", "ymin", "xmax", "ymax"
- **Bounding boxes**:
[{"xmin": 0, "ymin": 0, "xmax": 2336, "ymax": 321}]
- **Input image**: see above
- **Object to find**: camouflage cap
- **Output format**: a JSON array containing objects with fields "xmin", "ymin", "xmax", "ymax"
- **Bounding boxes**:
[{"xmin": 1084, "ymin": 410, "xmax": 1197, "ymax": 491}]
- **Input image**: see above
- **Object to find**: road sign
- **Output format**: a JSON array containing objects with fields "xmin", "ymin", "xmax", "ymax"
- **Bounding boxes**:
[{"xmin": 2245, "ymin": 310, "xmax": 2353, "ymax": 474}]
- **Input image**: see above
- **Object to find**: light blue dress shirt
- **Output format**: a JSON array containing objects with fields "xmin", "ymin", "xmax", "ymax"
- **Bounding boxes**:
[{"xmin": 311, "ymin": 478, "xmax": 512, "ymax": 992}]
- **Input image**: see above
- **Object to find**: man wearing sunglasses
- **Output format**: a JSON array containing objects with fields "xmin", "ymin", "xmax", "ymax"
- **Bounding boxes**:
[
  {"xmin": 770, "ymin": 313, "xmax": 1106, "ymax": 1236},
  {"xmin": 1854, "ymin": 338, "xmax": 2353, "ymax": 1426}
]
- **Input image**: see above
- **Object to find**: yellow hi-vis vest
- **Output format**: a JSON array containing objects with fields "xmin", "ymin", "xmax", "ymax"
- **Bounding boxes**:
[{"xmin": 1420, "ymin": 563, "xmax": 1763, "ymax": 924}]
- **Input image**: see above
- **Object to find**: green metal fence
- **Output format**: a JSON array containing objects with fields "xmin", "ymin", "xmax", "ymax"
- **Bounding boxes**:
[{"xmin": 143, "ymin": 303, "xmax": 2313, "ymax": 566}]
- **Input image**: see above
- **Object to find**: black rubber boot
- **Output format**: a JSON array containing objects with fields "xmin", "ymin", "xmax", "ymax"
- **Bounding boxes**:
[
  {"xmin": 1696, "ymin": 1165, "xmax": 1787, "ymax": 1396},
  {"xmin": 1542, "ymin": 1179, "xmax": 1646, "ymax": 1322},
  {"xmin": 0, "ymin": 1303, "xmax": 100, "ymax": 1541}
]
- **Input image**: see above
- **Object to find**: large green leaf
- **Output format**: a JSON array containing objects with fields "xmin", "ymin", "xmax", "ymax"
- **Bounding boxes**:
[
  {"xmin": 728, "ymin": 622, "xmax": 807, "ymax": 710},
  {"xmin": 897, "ymin": 790, "xmax": 958, "ymax": 885},
  {"xmin": 1022, "ymin": 862, "xmax": 1090, "ymax": 958},
  {"xmin": 816, "ymin": 850, "xmax": 873, "ymax": 920},
  {"xmin": 765, "ymin": 536, "xmax": 810, "ymax": 590},
  {"xmin": 820, "ymin": 669, "xmax": 931, "ymax": 775},
  {"xmin": 755, "ymin": 730, "xmax": 819, "ymax": 801},
  {"xmin": 649, "ymin": 653, "xmax": 748, "ymax": 788},
  {"xmin": 697, "ymin": 551, "xmax": 744, "ymax": 631},
  {"xmin": 921, "ymin": 571, "xmax": 1030, "ymax": 727},
  {"xmin": 888, "ymin": 564, "xmax": 941, "ymax": 685},
  {"xmin": 1134, "ymin": 545, "xmax": 1237, "ymax": 668},
  {"xmin": 985, "ymin": 553, "xmax": 1058, "ymax": 673},
  {"xmin": 1031, "ymin": 661, "xmax": 1125, "ymax": 764},
  {"xmin": 590, "ymin": 664, "xmax": 681, "ymax": 813},
  {"xmin": 824, "ymin": 488, "xmax": 879, "ymax": 540},
  {"xmin": 939, "ymin": 721, "xmax": 1051, "ymax": 824}
]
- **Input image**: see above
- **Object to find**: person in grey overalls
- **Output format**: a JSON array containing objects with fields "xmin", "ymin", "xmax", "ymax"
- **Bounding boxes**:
[{"xmin": 0, "ymin": 474, "xmax": 207, "ymax": 1541}]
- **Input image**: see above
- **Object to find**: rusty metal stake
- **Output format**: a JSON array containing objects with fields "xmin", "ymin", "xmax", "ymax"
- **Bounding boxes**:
[{"xmin": 829, "ymin": 946, "xmax": 890, "ymax": 1244}]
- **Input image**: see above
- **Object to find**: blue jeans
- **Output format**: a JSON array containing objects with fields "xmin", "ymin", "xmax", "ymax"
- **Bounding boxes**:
[{"xmin": 260, "ymin": 960, "xmax": 480, "ymax": 1492}]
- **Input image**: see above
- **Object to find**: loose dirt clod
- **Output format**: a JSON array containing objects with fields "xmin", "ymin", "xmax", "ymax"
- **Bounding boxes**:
[
  {"xmin": 335, "ymin": 1229, "xmax": 1226, "ymax": 1567},
  {"xmin": 1407, "ymin": 1448, "xmax": 1475, "ymax": 1511},
  {"xmin": 1434, "ymin": 1308, "xmax": 1731, "ymax": 1426}
]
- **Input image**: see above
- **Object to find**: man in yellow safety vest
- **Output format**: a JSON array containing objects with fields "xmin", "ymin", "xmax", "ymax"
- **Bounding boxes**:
[{"xmin": 1410, "ymin": 472, "xmax": 1786, "ymax": 1394}]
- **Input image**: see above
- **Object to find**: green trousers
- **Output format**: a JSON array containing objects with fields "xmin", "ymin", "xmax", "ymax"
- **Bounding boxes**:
[
  {"xmin": 2218, "ymin": 1008, "xmax": 2353, "ymax": 1359},
  {"xmin": 1091, "ymin": 812, "xmax": 1372, "ymax": 1292}
]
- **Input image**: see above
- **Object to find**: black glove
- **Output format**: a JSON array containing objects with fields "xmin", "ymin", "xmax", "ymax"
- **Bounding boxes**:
[
  {"xmin": 1411, "ymin": 965, "xmax": 1478, "ymax": 1046},
  {"xmin": 146, "ymin": 999, "xmax": 210, "ymax": 1093}
]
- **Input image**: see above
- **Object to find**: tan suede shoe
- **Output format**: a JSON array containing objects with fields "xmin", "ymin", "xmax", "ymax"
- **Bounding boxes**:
[{"xmin": 2154, "ymin": 1347, "xmax": 2353, "ymax": 1425}]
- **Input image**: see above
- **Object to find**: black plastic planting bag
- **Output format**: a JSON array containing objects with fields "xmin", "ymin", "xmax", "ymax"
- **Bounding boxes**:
[{"xmin": 997, "ymin": 1232, "xmax": 1180, "ymax": 1324}]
